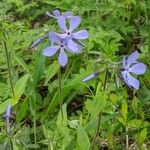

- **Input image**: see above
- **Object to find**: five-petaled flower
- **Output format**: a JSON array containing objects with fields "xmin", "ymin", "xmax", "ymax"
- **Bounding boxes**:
[
  {"xmin": 43, "ymin": 32, "xmax": 78, "ymax": 67},
  {"xmin": 56, "ymin": 16, "xmax": 89, "ymax": 52},
  {"xmin": 121, "ymin": 51, "xmax": 146, "ymax": 90}
]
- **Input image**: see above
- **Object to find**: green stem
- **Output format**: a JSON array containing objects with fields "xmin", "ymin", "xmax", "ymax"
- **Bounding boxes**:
[
  {"xmin": 33, "ymin": 90, "xmax": 37, "ymax": 144},
  {"xmin": 58, "ymin": 67, "xmax": 63, "ymax": 123},
  {"xmin": 3, "ymin": 34, "xmax": 15, "ymax": 99},
  {"xmin": 90, "ymin": 69, "xmax": 108, "ymax": 149},
  {"xmin": 90, "ymin": 111, "xmax": 102, "ymax": 150}
]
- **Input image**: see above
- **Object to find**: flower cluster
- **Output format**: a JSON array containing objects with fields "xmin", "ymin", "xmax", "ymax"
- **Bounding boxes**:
[{"xmin": 31, "ymin": 10, "xmax": 89, "ymax": 67}]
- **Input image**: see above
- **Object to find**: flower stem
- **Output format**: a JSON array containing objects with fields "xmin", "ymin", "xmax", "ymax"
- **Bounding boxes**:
[
  {"xmin": 58, "ymin": 67, "xmax": 63, "ymax": 123},
  {"xmin": 90, "ymin": 69, "xmax": 108, "ymax": 149},
  {"xmin": 90, "ymin": 111, "xmax": 102, "ymax": 150},
  {"xmin": 3, "ymin": 33, "xmax": 15, "ymax": 99}
]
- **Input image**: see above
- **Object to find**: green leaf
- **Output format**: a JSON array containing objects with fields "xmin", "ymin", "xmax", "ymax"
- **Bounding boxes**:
[
  {"xmin": 12, "ymin": 52, "xmax": 29, "ymax": 73},
  {"xmin": 139, "ymin": 128, "xmax": 147, "ymax": 144},
  {"xmin": 16, "ymin": 97, "xmax": 29, "ymax": 122},
  {"xmin": 14, "ymin": 74, "xmax": 30, "ymax": 99},
  {"xmin": 56, "ymin": 103, "xmax": 68, "ymax": 128},
  {"xmin": 128, "ymin": 119, "xmax": 142, "ymax": 129},
  {"xmin": 77, "ymin": 126, "xmax": 90, "ymax": 150},
  {"xmin": 32, "ymin": 52, "xmax": 45, "ymax": 87},
  {"xmin": 85, "ymin": 91, "xmax": 107, "ymax": 119},
  {"xmin": 121, "ymin": 101, "xmax": 128, "ymax": 122},
  {"xmin": 0, "ymin": 97, "xmax": 19, "ymax": 115},
  {"xmin": 0, "ymin": 82, "xmax": 9, "ymax": 98},
  {"xmin": 44, "ymin": 61, "xmax": 60, "ymax": 85}
]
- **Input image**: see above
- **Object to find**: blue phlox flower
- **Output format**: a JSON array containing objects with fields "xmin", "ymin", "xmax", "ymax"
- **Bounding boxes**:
[
  {"xmin": 6, "ymin": 104, "xmax": 11, "ymax": 133},
  {"xmin": 82, "ymin": 72, "xmax": 100, "ymax": 82},
  {"xmin": 30, "ymin": 36, "xmax": 47, "ymax": 48},
  {"xmin": 121, "ymin": 51, "xmax": 146, "ymax": 90},
  {"xmin": 46, "ymin": 10, "xmax": 72, "ymax": 19},
  {"xmin": 56, "ymin": 16, "xmax": 89, "ymax": 52},
  {"xmin": 43, "ymin": 32, "xmax": 74, "ymax": 67}
]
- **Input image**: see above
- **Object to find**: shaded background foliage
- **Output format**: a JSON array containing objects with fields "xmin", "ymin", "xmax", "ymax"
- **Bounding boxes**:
[{"xmin": 0, "ymin": 0, "xmax": 150, "ymax": 149}]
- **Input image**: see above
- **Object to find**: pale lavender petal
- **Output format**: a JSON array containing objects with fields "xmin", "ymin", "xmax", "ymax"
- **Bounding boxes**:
[
  {"xmin": 67, "ymin": 40, "xmax": 79, "ymax": 52},
  {"xmin": 31, "ymin": 37, "xmax": 44, "ymax": 48},
  {"xmin": 53, "ymin": 10, "xmax": 60, "ymax": 16},
  {"xmin": 69, "ymin": 16, "xmax": 81, "ymax": 32},
  {"xmin": 76, "ymin": 45, "xmax": 82, "ymax": 53},
  {"xmin": 58, "ymin": 49, "xmax": 68, "ymax": 67},
  {"xmin": 43, "ymin": 46, "xmax": 59, "ymax": 56},
  {"xmin": 46, "ymin": 11, "xmax": 56, "ymax": 18},
  {"xmin": 55, "ymin": 33, "xmax": 67, "ymax": 39},
  {"xmin": 57, "ymin": 16, "xmax": 68, "ymax": 32},
  {"xmin": 62, "ymin": 11, "xmax": 73, "ymax": 18},
  {"xmin": 73, "ymin": 30, "xmax": 89, "ymax": 39},
  {"xmin": 6, "ymin": 104, "xmax": 11, "ymax": 118},
  {"xmin": 82, "ymin": 72, "xmax": 100, "ymax": 82},
  {"xmin": 129, "ymin": 63, "xmax": 146, "ymax": 75},
  {"xmin": 122, "ymin": 56, "xmax": 127, "ymax": 69},
  {"xmin": 122, "ymin": 71, "xmax": 131, "ymax": 88},
  {"xmin": 49, "ymin": 32, "xmax": 60, "ymax": 44},
  {"xmin": 126, "ymin": 73, "xmax": 140, "ymax": 89},
  {"xmin": 127, "ymin": 51, "xmax": 139, "ymax": 67}
]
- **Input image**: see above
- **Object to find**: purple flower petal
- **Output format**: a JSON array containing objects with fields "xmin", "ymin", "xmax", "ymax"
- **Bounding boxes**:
[
  {"xmin": 6, "ymin": 104, "xmax": 11, "ymax": 118},
  {"xmin": 58, "ymin": 48, "xmax": 68, "ymax": 67},
  {"xmin": 67, "ymin": 40, "xmax": 79, "ymax": 53},
  {"xmin": 122, "ymin": 56, "xmax": 127, "ymax": 69},
  {"xmin": 129, "ymin": 63, "xmax": 146, "ymax": 75},
  {"xmin": 57, "ymin": 16, "xmax": 68, "ymax": 32},
  {"xmin": 43, "ymin": 46, "xmax": 59, "ymax": 56},
  {"xmin": 121, "ymin": 71, "xmax": 131, "ymax": 88},
  {"xmin": 49, "ymin": 32, "xmax": 61, "ymax": 44},
  {"xmin": 127, "ymin": 51, "xmax": 139, "ymax": 67},
  {"xmin": 126, "ymin": 73, "xmax": 140, "ymax": 89},
  {"xmin": 46, "ymin": 11, "xmax": 56, "ymax": 18},
  {"xmin": 55, "ymin": 33, "xmax": 67, "ymax": 39},
  {"xmin": 73, "ymin": 30, "xmax": 89, "ymax": 39},
  {"xmin": 69, "ymin": 16, "xmax": 81, "ymax": 32},
  {"xmin": 30, "ymin": 36, "xmax": 44, "ymax": 48},
  {"xmin": 82, "ymin": 72, "xmax": 99, "ymax": 82},
  {"xmin": 62, "ymin": 11, "xmax": 73, "ymax": 18},
  {"xmin": 53, "ymin": 10, "xmax": 60, "ymax": 16}
]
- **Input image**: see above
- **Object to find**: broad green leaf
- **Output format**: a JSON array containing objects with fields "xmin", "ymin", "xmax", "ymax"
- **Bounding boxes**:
[
  {"xmin": 138, "ymin": 128, "xmax": 147, "ymax": 144},
  {"xmin": 12, "ymin": 52, "xmax": 29, "ymax": 73},
  {"xmin": 32, "ymin": 52, "xmax": 45, "ymax": 87},
  {"xmin": 44, "ymin": 61, "xmax": 60, "ymax": 85},
  {"xmin": 77, "ymin": 126, "xmax": 90, "ymax": 150},
  {"xmin": 85, "ymin": 91, "xmax": 107, "ymax": 119},
  {"xmin": 56, "ymin": 103, "xmax": 67, "ymax": 128},
  {"xmin": 128, "ymin": 119, "xmax": 142, "ymax": 129},
  {"xmin": 14, "ymin": 74, "xmax": 30, "ymax": 99},
  {"xmin": 16, "ymin": 97, "xmax": 29, "ymax": 122}
]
